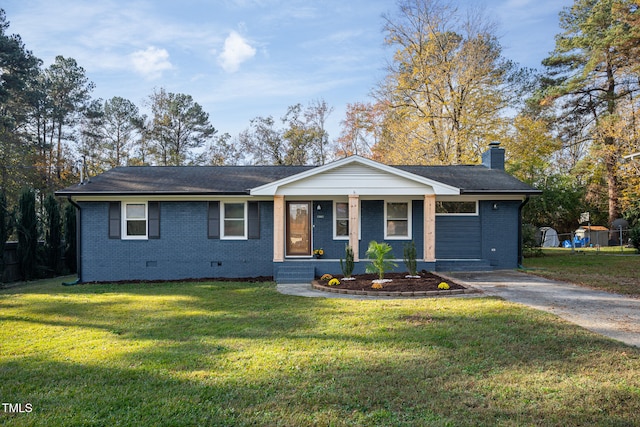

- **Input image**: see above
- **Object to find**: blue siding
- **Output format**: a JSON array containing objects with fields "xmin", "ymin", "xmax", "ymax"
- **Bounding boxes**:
[
  {"xmin": 358, "ymin": 200, "xmax": 423, "ymax": 260},
  {"xmin": 313, "ymin": 199, "xmax": 423, "ymax": 262},
  {"xmin": 434, "ymin": 201, "xmax": 520, "ymax": 268},
  {"xmin": 311, "ymin": 200, "xmax": 348, "ymax": 259},
  {"xmin": 80, "ymin": 201, "xmax": 274, "ymax": 282},
  {"xmin": 479, "ymin": 200, "xmax": 520, "ymax": 268},
  {"xmin": 435, "ymin": 215, "xmax": 482, "ymax": 259},
  {"xmin": 79, "ymin": 197, "xmax": 522, "ymax": 282}
]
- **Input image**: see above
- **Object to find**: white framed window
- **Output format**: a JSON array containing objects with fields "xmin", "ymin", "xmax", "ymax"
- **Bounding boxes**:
[
  {"xmin": 122, "ymin": 202, "xmax": 147, "ymax": 240},
  {"xmin": 384, "ymin": 201, "xmax": 411, "ymax": 239},
  {"xmin": 333, "ymin": 200, "xmax": 361, "ymax": 240},
  {"xmin": 334, "ymin": 201, "xmax": 349, "ymax": 239},
  {"xmin": 221, "ymin": 201, "xmax": 247, "ymax": 239},
  {"xmin": 435, "ymin": 201, "xmax": 478, "ymax": 215}
]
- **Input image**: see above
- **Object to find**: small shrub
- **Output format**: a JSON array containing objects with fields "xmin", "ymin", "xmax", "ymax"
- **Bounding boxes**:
[
  {"xmin": 320, "ymin": 274, "xmax": 333, "ymax": 281},
  {"xmin": 631, "ymin": 225, "xmax": 640, "ymax": 253},
  {"xmin": 403, "ymin": 241, "xmax": 418, "ymax": 276},
  {"xmin": 340, "ymin": 245, "xmax": 355, "ymax": 278},
  {"xmin": 371, "ymin": 282, "xmax": 383, "ymax": 290},
  {"xmin": 438, "ymin": 282, "xmax": 450, "ymax": 290},
  {"xmin": 328, "ymin": 278, "xmax": 340, "ymax": 286},
  {"xmin": 523, "ymin": 223, "xmax": 543, "ymax": 258}
]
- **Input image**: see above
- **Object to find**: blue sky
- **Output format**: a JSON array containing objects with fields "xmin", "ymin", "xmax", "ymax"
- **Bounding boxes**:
[{"xmin": 3, "ymin": 0, "xmax": 574, "ymax": 141}]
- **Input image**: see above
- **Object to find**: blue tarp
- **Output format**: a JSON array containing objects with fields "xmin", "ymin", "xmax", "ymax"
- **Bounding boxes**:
[{"xmin": 562, "ymin": 237, "xmax": 590, "ymax": 248}]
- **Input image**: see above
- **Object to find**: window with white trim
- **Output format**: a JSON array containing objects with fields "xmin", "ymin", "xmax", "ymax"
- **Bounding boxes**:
[
  {"xmin": 334, "ymin": 202, "xmax": 349, "ymax": 239},
  {"xmin": 385, "ymin": 201, "xmax": 411, "ymax": 239},
  {"xmin": 436, "ymin": 201, "xmax": 478, "ymax": 215},
  {"xmin": 123, "ymin": 202, "xmax": 147, "ymax": 239},
  {"xmin": 221, "ymin": 202, "xmax": 247, "ymax": 239}
]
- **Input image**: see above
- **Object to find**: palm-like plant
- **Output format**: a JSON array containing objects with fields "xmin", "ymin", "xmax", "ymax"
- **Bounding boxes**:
[{"xmin": 365, "ymin": 241, "xmax": 397, "ymax": 280}]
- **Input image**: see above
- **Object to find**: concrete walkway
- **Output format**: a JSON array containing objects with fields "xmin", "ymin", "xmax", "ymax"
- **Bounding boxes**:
[{"xmin": 277, "ymin": 271, "xmax": 640, "ymax": 348}]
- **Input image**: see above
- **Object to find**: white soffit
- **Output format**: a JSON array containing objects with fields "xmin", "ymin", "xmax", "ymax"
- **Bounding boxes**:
[{"xmin": 250, "ymin": 156, "xmax": 460, "ymax": 196}]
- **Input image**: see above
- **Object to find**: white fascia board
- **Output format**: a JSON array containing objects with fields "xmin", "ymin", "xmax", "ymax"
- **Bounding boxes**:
[
  {"xmin": 249, "ymin": 155, "xmax": 460, "ymax": 196},
  {"xmin": 69, "ymin": 194, "xmax": 273, "ymax": 202}
]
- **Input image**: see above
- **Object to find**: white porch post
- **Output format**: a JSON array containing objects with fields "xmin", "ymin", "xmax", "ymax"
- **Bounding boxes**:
[
  {"xmin": 348, "ymin": 193, "xmax": 360, "ymax": 262},
  {"xmin": 424, "ymin": 194, "xmax": 436, "ymax": 262},
  {"xmin": 273, "ymin": 195, "xmax": 284, "ymax": 262}
]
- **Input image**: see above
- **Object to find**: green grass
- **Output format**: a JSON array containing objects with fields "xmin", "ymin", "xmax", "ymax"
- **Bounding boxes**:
[
  {"xmin": 2, "ymin": 277, "xmax": 640, "ymax": 426},
  {"xmin": 524, "ymin": 249, "xmax": 640, "ymax": 296}
]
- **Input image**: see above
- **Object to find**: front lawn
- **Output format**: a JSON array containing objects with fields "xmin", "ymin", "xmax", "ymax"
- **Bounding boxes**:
[
  {"xmin": 1, "ymin": 277, "xmax": 640, "ymax": 426},
  {"xmin": 524, "ymin": 249, "xmax": 640, "ymax": 296}
]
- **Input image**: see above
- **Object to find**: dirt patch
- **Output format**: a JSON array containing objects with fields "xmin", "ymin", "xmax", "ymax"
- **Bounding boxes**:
[{"xmin": 314, "ymin": 272, "xmax": 465, "ymax": 292}]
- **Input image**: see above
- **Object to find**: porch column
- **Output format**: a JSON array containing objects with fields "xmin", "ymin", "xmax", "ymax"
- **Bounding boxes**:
[
  {"xmin": 348, "ymin": 193, "xmax": 360, "ymax": 262},
  {"xmin": 423, "ymin": 194, "xmax": 436, "ymax": 262},
  {"xmin": 273, "ymin": 195, "xmax": 284, "ymax": 262}
]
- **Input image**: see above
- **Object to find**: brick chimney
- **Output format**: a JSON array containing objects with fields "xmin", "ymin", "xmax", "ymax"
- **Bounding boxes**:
[{"xmin": 481, "ymin": 141, "xmax": 505, "ymax": 170}]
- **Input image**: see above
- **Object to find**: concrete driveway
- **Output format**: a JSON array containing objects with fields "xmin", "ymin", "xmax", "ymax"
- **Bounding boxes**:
[
  {"xmin": 277, "ymin": 270, "xmax": 640, "ymax": 347},
  {"xmin": 444, "ymin": 270, "xmax": 640, "ymax": 348},
  {"xmin": 277, "ymin": 270, "xmax": 640, "ymax": 348}
]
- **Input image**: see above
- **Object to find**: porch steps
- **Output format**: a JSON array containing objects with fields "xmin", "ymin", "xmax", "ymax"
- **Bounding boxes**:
[
  {"xmin": 435, "ymin": 259, "xmax": 493, "ymax": 272},
  {"xmin": 274, "ymin": 265, "xmax": 316, "ymax": 284}
]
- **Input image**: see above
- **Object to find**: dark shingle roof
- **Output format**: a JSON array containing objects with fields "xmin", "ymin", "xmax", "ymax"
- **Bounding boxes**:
[
  {"xmin": 396, "ymin": 165, "xmax": 540, "ymax": 194},
  {"xmin": 56, "ymin": 163, "xmax": 540, "ymax": 196},
  {"xmin": 56, "ymin": 166, "xmax": 314, "ymax": 196}
]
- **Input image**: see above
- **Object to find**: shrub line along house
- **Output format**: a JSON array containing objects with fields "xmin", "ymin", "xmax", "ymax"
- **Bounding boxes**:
[{"xmin": 56, "ymin": 143, "xmax": 540, "ymax": 283}]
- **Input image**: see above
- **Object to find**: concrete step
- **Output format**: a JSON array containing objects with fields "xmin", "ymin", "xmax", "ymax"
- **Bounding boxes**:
[
  {"xmin": 435, "ymin": 259, "xmax": 493, "ymax": 272},
  {"xmin": 275, "ymin": 265, "xmax": 315, "ymax": 284}
]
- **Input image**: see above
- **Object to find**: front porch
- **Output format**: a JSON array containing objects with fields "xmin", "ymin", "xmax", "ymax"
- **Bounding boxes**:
[
  {"xmin": 250, "ymin": 155, "xmax": 522, "ymax": 284},
  {"xmin": 273, "ymin": 258, "xmax": 493, "ymax": 284},
  {"xmin": 271, "ymin": 194, "xmax": 438, "ymax": 264}
]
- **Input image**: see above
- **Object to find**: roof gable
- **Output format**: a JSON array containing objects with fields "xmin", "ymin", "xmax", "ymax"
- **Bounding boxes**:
[{"xmin": 250, "ymin": 156, "xmax": 460, "ymax": 196}]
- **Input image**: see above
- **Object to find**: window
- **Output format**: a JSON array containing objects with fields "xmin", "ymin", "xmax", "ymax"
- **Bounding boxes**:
[
  {"xmin": 335, "ymin": 202, "xmax": 349, "ymax": 239},
  {"xmin": 222, "ymin": 202, "xmax": 247, "ymax": 239},
  {"xmin": 436, "ymin": 201, "xmax": 477, "ymax": 215},
  {"xmin": 123, "ymin": 202, "xmax": 147, "ymax": 239},
  {"xmin": 110, "ymin": 201, "xmax": 159, "ymax": 240},
  {"xmin": 385, "ymin": 201, "xmax": 411, "ymax": 239},
  {"xmin": 209, "ymin": 201, "xmax": 259, "ymax": 240}
]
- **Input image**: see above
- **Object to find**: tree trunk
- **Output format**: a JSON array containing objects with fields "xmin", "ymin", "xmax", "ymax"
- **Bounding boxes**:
[
  {"xmin": 604, "ymin": 61, "xmax": 620, "ymax": 224},
  {"xmin": 605, "ymin": 144, "xmax": 620, "ymax": 224}
]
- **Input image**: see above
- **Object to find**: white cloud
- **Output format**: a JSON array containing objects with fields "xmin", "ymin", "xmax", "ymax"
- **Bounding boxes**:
[
  {"xmin": 130, "ymin": 46, "xmax": 173, "ymax": 80},
  {"xmin": 218, "ymin": 31, "xmax": 256, "ymax": 73}
]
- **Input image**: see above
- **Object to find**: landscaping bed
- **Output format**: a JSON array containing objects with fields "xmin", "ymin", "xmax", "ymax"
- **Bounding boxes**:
[{"xmin": 313, "ymin": 272, "xmax": 475, "ymax": 296}]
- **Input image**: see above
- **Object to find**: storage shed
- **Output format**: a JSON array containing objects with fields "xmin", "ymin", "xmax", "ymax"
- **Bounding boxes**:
[{"xmin": 575, "ymin": 225, "xmax": 609, "ymax": 247}]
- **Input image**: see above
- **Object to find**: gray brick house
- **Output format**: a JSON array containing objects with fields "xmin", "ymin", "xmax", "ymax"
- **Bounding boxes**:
[{"xmin": 56, "ymin": 144, "xmax": 540, "ymax": 283}]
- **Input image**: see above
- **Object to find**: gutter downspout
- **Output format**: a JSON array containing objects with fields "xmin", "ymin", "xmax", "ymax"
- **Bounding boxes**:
[
  {"xmin": 517, "ymin": 196, "xmax": 530, "ymax": 268},
  {"xmin": 62, "ymin": 197, "xmax": 82, "ymax": 285}
]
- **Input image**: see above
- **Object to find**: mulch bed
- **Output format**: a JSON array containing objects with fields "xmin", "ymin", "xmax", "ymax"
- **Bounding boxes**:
[{"xmin": 312, "ymin": 271, "xmax": 471, "ymax": 296}]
